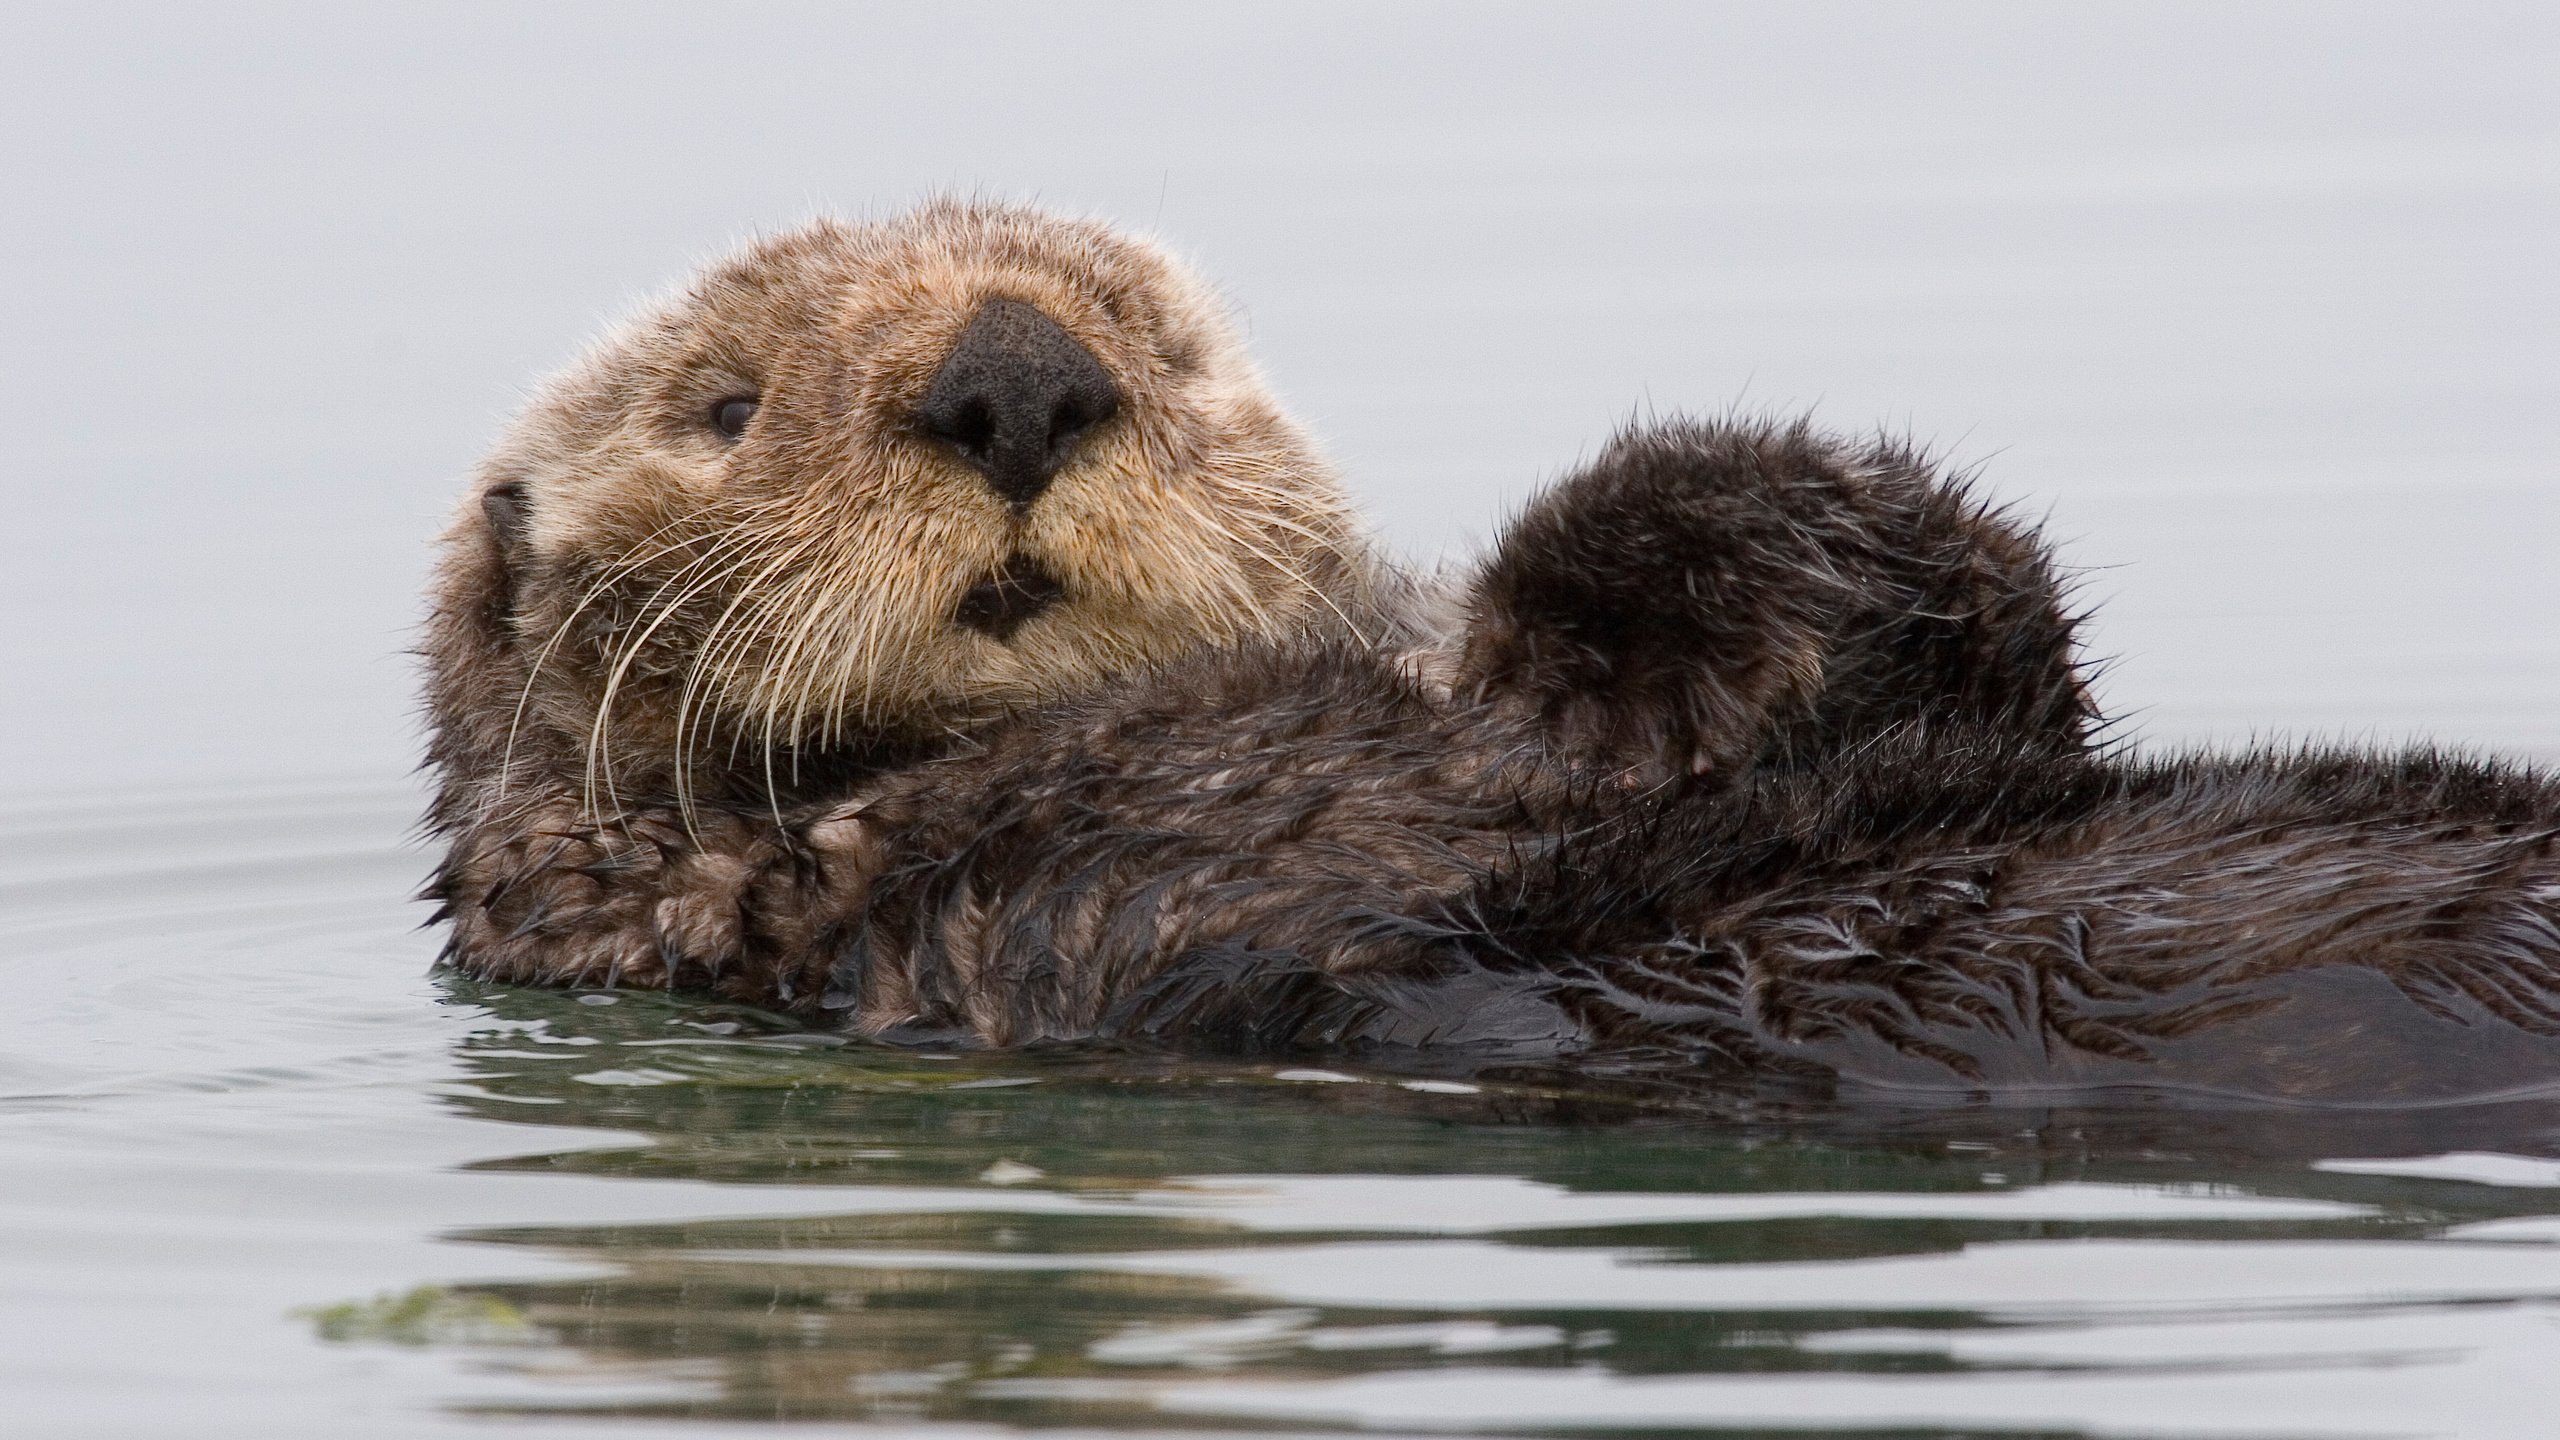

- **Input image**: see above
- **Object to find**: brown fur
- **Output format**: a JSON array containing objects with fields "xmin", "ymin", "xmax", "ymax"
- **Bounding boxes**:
[
  {"xmin": 421, "ymin": 208, "xmax": 2560, "ymax": 1104},
  {"xmin": 423, "ymin": 201, "xmax": 1403, "ymax": 995},
  {"xmin": 832, "ymin": 640, "xmax": 2560, "ymax": 1102},
  {"xmin": 830, "ymin": 419, "xmax": 2103, "ymax": 1049},
  {"xmin": 1454, "ymin": 419, "xmax": 2096, "ymax": 782}
]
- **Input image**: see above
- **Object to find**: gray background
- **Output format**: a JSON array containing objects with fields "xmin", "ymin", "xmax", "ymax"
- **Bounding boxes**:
[
  {"xmin": 4, "ymin": 1, "xmax": 2553, "ymax": 794},
  {"xmin": 2, "ymin": 10, "xmax": 2558, "ymax": 1434}
]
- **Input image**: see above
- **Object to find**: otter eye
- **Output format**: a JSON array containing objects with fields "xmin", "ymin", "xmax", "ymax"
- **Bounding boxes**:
[{"xmin": 710, "ymin": 395, "xmax": 759, "ymax": 439}]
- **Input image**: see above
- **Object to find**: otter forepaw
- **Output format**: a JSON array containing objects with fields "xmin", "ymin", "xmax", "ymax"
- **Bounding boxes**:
[
  {"xmin": 1456, "ymin": 419, "xmax": 1866, "ymax": 780},
  {"xmin": 435, "ymin": 826, "xmax": 666, "ymax": 988},
  {"xmin": 735, "ymin": 801, "xmax": 886, "ymax": 975},
  {"xmin": 435, "ymin": 809, "xmax": 784, "ymax": 992},
  {"xmin": 649, "ymin": 848, "xmax": 758, "ymax": 980}
]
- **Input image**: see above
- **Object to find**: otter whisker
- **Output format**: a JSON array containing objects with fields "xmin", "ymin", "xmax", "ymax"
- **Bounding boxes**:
[
  {"xmin": 674, "ymin": 527, "xmax": 861, "ymax": 827},
  {"xmin": 673, "ymin": 527, "xmax": 836, "ymax": 823},
  {"xmin": 493, "ymin": 515, "xmax": 743, "ymax": 820},
  {"xmin": 715, "ymin": 547, "xmax": 876, "ymax": 811},
  {"xmin": 584, "ymin": 527, "xmax": 793, "ymax": 824},
  {"xmin": 1160, "ymin": 485, "xmax": 1365, "ymax": 645},
  {"xmin": 830, "ymin": 516, "xmax": 950, "ymax": 737},
  {"xmin": 497, "ymin": 502, "xmax": 782, "ymax": 791},
  {"xmin": 750, "ymin": 508, "xmax": 962, "ymax": 758},
  {"xmin": 1211, "ymin": 466, "xmax": 1371, "ymax": 574},
  {"xmin": 573, "ymin": 526, "xmax": 778, "ymax": 804}
]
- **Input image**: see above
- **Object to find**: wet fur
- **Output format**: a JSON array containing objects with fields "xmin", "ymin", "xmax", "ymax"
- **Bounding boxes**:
[
  {"xmin": 422, "ymin": 202, "xmax": 1400, "ymax": 996},
  {"xmin": 836, "ymin": 418, "xmax": 2107, "ymax": 1045},
  {"xmin": 819, "ymin": 422, "xmax": 2560, "ymax": 1100},
  {"xmin": 423, "ymin": 208, "xmax": 2560, "ymax": 1102},
  {"xmin": 1454, "ymin": 419, "xmax": 2096, "ymax": 780},
  {"xmin": 832, "ymin": 643, "xmax": 2560, "ymax": 1103}
]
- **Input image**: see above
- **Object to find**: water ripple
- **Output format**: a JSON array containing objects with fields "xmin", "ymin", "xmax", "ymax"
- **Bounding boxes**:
[{"xmin": 9, "ymin": 779, "xmax": 2560, "ymax": 1437}]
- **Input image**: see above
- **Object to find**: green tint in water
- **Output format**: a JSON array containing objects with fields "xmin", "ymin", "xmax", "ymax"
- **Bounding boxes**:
[
  {"xmin": 350, "ymin": 978, "xmax": 2560, "ymax": 1436},
  {"xmin": 7, "ymin": 8, "xmax": 2557, "ymax": 1432},
  {"xmin": 7, "ymin": 784, "xmax": 2560, "ymax": 1436}
]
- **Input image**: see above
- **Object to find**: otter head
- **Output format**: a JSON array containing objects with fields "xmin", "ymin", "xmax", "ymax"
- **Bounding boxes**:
[{"xmin": 437, "ymin": 200, "xmax": 1376, "ymax": 812}]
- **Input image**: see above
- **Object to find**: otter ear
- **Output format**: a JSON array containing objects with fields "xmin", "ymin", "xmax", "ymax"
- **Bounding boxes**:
[
  {"xmin": 475, "ymin": 480, "xmax": 532, "ymax": 635},
  {"xmin": 481, "ymin": 480, "xmax": 530, "ymax": 560}
]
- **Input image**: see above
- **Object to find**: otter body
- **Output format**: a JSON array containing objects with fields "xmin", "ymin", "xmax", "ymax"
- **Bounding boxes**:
[
  {"xmin": 423, "ymin": 203, "xmax": 2560, "ymax": 1104},
  {"xmin": 845, "ymin": 646, "xmax": 2560, "ymax": 1104}
]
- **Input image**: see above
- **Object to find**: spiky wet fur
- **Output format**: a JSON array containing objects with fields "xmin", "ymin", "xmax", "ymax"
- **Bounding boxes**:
[
  {"xmin": 816, "ymin": 421, "xmax": 2560, "ymax": 1101},
  {"xmin": 828, "ymin": 643, "xmax": 2560, "ymax": 1102},
  {"xmin": 422, "ymin": 211, "xmax": 2560, "ymax": 1100},
  {"xmin": 839, "ymin": 632, "xmax": 2560, "ymax": 1091},
  {"xmin": 1454, "ymin": 418, "xmax": 2097, "ymax": 781},
  {"xmin": 421, "ymin": 202, "xmax": 1402, "ymax": 995}
]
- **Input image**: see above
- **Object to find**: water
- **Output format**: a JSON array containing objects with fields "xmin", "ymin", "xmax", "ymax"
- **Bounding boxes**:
[
  {"xmin": 4, "ymin": 5, "xmax": 2558, "ymax": 1436},
  {"xmin": 13, "ymin": 784, "xmax": 2560, "ymax": 1437}
]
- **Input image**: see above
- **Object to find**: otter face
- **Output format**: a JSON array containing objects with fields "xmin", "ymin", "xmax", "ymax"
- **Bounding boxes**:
[{"xmin": 464, "ymin": 200, "xmax": 1371, "ymax": 806}]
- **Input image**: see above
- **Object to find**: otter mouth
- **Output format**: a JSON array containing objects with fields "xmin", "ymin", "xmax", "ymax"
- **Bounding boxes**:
[{"xmin": 953, "ymin": 554, "xmax": 1065, "ymax": 642}]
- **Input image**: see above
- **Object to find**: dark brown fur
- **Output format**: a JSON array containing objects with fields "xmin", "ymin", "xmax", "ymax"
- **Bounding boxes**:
[
  {"xmin": 829, "ymin": 418, "xmax": 2103, "ymax": 1043},
  {"xmin": 831, "ymin": 645, "xmax": 2560, "ymax": 1102},
  {"xmin": 422, "ymin": 214, "xmax": 2560, "ymax": 1103},
  {"xmin": 1456, "ymin": 418, "xmax": 2096, "ymax": 781},
  {"xmin": 810, "ymin": 423, "xmax": 2560, "ymax": 1102},
  {"xmin": 420, "ymin": 203, "xmax": 1396, "ymax": 1000}
]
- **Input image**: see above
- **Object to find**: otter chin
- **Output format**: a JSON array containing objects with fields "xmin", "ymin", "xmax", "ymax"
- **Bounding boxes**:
[{"xmin": 952, "ymin": 555, "xmax": 1066, "ymax": 642}]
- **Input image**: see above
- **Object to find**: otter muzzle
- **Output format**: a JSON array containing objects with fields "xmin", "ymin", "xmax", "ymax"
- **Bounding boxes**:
[{"xmin": 916, "ymin": 299, "xmax": 1120, "ymax": 511}]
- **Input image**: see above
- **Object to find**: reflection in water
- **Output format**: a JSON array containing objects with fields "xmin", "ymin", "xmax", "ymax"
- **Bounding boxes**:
[
  {"xmin": 7, "ymin": 5, "xmax": 2555, "ymax": 1430},
  {"xmin": 399, "ymin": 979, "xmax": 2560, "ymax": 1434},
  {"xmin": 7, "ymin": 776, "xmax": 2560, "ymax": 1435}
]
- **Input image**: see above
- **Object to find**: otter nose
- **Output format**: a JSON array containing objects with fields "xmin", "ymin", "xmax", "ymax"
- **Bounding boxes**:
[{"xmin": 915, "ymin": 298, "xmax": 1120, "ymax": 510}]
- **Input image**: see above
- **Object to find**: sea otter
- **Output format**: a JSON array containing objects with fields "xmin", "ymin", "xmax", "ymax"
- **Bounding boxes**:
[
  {"xmin": 423, "ymin": 201, "xmax": 1415, "ymax": 994},
  {"xmin": 424, "ymin": 201, "xmax": 2560, "ymax": 1103}
]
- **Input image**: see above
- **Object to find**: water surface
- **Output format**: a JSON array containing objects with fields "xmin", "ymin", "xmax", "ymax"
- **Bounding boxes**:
[
  {"xmin": 9, "ymin": 784, "xmax": 2560, "ymax": 1437},
  {"xmin": 3, "ymin": 5, "xmax": 2557, "ymax": 1435}
]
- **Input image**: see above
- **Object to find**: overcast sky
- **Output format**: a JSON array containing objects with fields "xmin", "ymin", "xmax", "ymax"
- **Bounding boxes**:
[{"xmin": 2, "ymin": 2, "xmax": 2553, "ymax": 792}]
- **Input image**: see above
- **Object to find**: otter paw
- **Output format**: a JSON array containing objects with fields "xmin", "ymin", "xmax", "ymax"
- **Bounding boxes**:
[
  {"xmin": 435, "ymin": 826, "xmax": 666, "ymax": 987},
  {"xmin": 737, "ymin": 801, "xmax": 885, "ymax": 968},
  {"xmin": 650, "ymin": 848, "xmax": 758, "ymax": 981},
  {"xmin": 1457, "ymin": 420, "xmax": 1865, "ymax": 780},
  {"xmin": 436, "ymin": 810, "xmax": 785, "ymax": 991}
]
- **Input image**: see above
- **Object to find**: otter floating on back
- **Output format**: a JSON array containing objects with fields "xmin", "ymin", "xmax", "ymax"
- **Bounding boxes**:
[{"xmin": 422, "ymin": 201, "xmax": 2560, "ymax": 1105}]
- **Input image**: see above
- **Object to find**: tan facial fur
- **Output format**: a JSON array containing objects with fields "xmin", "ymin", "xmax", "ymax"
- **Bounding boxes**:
[{"xmin": 431, "ymin": 200, "xmax": 1378, "ymax": 819}]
